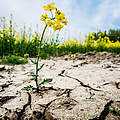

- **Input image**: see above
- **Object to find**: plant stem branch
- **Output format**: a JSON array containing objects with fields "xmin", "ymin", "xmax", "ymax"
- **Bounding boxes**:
[{"xmin": 35, "ymin": 24, "xmax": 48, "ymax": 90}]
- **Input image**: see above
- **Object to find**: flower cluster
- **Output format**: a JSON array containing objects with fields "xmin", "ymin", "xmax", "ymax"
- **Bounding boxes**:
[{"xmin": 40, "ymin": 3, "xmax": 68, "ymax": 31}]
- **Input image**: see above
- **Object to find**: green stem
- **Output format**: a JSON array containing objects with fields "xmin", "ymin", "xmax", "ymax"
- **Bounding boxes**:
[
  {"xmin": 40, "ymin": 24, "xmax": 48, "ymax": 44},
  {"xmin": 35, "ymin": 24, "xmax": 48, "ymax": 90},
  {"xmin": 50, "ymin": 10, "xmax": 54, "ymax": 19}
]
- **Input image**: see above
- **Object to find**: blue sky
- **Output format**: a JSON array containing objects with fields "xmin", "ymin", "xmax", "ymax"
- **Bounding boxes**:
[{"xmin": 0, "ymin": 0, "xmax": 120, "ymax": 39}]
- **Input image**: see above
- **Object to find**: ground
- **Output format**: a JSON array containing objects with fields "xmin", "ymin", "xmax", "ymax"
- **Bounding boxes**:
[{"xmin": 0, "ymin": 52, "xmax": 120, "ymax": 120}]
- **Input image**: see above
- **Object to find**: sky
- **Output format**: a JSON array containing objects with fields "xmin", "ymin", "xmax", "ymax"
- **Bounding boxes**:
[{"xmin": 0, "ymin": 0, "xmax": 120, "ymax": 40}]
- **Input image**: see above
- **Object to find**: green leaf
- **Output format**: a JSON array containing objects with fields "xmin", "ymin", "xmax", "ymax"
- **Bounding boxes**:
[
  {"xmin": 30, "ymin": 71, "xmax": 35, "ymax": 76},
  {"xmin": 37, "ymin": 79, "xmax": 42, "ymax": 86},
  {"xmin": 29, "ymin": 58, "xmax": 36, "ymax": 64},
  {"xmin": 37, "ymin": 63, "xmax": 45, "ymax": 71},
  {"xmin": 24, "ymin": 85, "xmax": 33, "ymax": 91},
  {"xmin": 39, "ymin": 78, "xmax": 53, "ymax": 86},
  {"xmin": 30, "ymin": 71, "xmax": 37, "ymax": 80}
]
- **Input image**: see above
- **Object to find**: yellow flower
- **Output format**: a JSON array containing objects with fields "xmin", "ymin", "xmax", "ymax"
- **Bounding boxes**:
[
  {"xmin": 62, "ymin": 18, "xmax": 68, "ymax": 25},
  {"xmin": 71, "ymin": 54, "xmax": 76, "ymax": 57},
  {"xmin": 55, "ymin": 20, "xmax": 61, "ymax": 24},
  {"xmin": 51, "ymin": 44, "xmax": 54, "ymax": 47},
  {"xmin": 104, "ymin": 36, "xmax": 109, "ymax": 41},
  {"xmin": 40, "ymin": 13, "xmax": 48, "ymax": 21},
  {"xmin": 14, "ymin": 40, "xmax": 18, "ymax": 45},
  {"xmin": 32, "ymin": 40, "xmax": 35, "ymax": 43},
  {"xmin": 98, "ymin": 33, "xmax": 102, "ymax": 37},
  {"xmin": 103, "ymin": 32, "xmax": 105, "ymax": 36},
  {"xmin": 91, "ymin": 32, "xmax": 95, "ymax": 36},
  {"xmin": 45, "ymin": 20, "xmax": 55, "ymax": 27},
  {"xmin": 92, "ymin": 35, "xmax": 95, "ymax": 39},
  {"xmin": 55, "ymin": 13, "xmax": 65, "ymax": 22},
  {"xmin": 43, "ymin": 3, "xmax": 56, "ymax": 11},
  {"xmin": 40, "ymin": 3, "xmax": 67, "ymax": 32},
  {"xmin": 24, "ymin": 53, "xmax": 29, "ymax": 58},
  {"xmin": 53, "ymin": 23, "xmax": 64, "ymax": 31},
  {"xmin": 53, "ymin": 25, "xmax": 58, "ymax": 31},
  {"xmin": 7, "ymin": 39, "xmax": 10, "ymax": 42},
  {"xmin": 55, "ymin": 10, "xmax": 61, "ymax": 15}
]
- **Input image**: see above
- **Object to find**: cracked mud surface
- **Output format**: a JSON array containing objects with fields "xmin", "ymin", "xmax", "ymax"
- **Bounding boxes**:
[{"xmin": 0, "ymin": 52, "xmax": 120, "ymax": 120}]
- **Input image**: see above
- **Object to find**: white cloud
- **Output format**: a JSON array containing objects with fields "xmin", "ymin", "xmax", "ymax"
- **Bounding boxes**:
[
  {"xmin": 0, "ymin": 0, "xmax": 120, "ymax": 40},
  {"xmin": 90, "ymin": 0, "xmax": 120, "ymax": 30},
  {"xmin": 68, "ymin": 0, "xmax": 120, "ymax": 38}
]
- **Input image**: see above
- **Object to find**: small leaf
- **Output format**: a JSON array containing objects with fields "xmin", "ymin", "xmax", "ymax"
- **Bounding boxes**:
[
  {"xmin": 39, "ymin": 78, "xmax": 53, "ymax": 85},
  {"xmin": 38, "ymin": 63, "xmax": 45, "ymax": 71},
  {"xmin": 24, "ymin": 85, "xmax": 33, "ymax": 91},
  {"xmin": 30, "ymin": 71, "xmax": 37, "ymax": 80},
  {"xmin": 30, "ymin": 71, "xmax": 35, "ymax": 76},
  {"xmin": 29, "ymin": 58, "xmax": 36, "ymax": 64},
  {"xmin": 37, "ymin": 79, "xmax": 42, "ymax": 86}
]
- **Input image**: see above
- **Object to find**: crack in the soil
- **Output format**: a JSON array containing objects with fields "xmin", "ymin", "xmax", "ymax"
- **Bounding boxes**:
[
  {"xmin": 115, "ymin": 82, "xmax": 120, "ymax": 89},
  {"xmin": 58, "ymin": 70, "xmax": 101, "ymax": 91},
  {"xmin": 0, "ymin": 96, "xmax": 16, "ymax": 106},
  {"xmin": 89, "ymin": 100, "xmax": 114, "ymax": 120},
  {"xmin": 17, "ymin": 92, "xmax": 31, "ymax": 120}
]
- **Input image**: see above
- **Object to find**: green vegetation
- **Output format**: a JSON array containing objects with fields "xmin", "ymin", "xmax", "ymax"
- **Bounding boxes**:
[
  {"xmin": 108, "ymin": 29, "xmax": 120, "ymax": 42},
  {"xmin": 0, "ymin": 55, "xmax": 28, "ymax": 65},
  {"xmin": 0, "ymin": 6, "xmax": 120, "ymax": 60}
]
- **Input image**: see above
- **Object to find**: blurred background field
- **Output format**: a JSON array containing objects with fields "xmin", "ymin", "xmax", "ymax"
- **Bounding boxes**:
[{"xmin": 0, "ymin": 16, "xmax": 120, "ymax": 59}]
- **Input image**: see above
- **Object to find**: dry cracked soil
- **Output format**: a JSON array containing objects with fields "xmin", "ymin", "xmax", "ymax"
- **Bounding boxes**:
[{"xmin": 0, "ymin": 52, "xmax": 120, "ymax": 120}]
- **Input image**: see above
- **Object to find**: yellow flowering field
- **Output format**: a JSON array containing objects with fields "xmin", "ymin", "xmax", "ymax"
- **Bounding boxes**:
[{"xmin": 0, "ymin": 3, "xmax": 120, "ymax": 59}]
